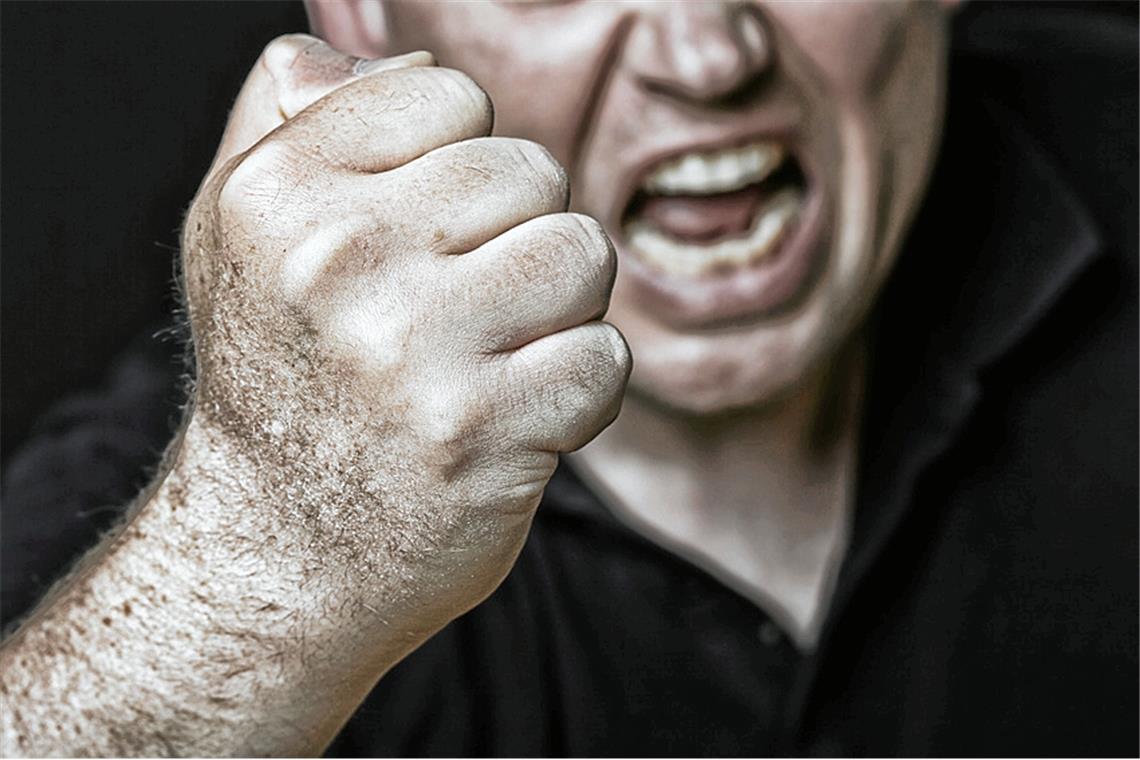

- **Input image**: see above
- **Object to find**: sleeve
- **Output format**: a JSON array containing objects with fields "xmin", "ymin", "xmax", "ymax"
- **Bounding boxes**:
[{"xmin": 1, "ymin": 326, "xmax": 186, "ymax": 626}]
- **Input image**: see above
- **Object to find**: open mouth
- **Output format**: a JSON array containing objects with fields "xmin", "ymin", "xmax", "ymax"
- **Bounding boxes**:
[{"xmin": 622, "ymin": 141, "xmax": 809, "ymax": 278}]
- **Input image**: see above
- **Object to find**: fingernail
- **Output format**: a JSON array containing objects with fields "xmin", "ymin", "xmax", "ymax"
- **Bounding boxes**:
[{"xmin": 355, "ymin": 50, "xmax": 436, "ymax": 76}]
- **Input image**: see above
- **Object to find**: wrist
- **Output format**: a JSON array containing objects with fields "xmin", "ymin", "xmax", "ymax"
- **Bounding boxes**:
[
  {"xmin": 1, "ymin": 414, "xmax": 417, "ymax": 757},
  {"xmin": 138, "ymin": 413, "xmax": 437, "ymax": 666}
]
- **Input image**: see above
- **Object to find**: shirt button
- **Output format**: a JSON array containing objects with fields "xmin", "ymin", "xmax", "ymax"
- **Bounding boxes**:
[{"xmin": 757, "ymin": 620, "xmax": 782, "ymax": 646}]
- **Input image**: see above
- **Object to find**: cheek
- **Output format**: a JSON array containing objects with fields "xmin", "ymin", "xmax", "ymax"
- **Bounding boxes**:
[
  {"xmin": 390, "ymin": 8, "xmax": 626, "ymax": 171},
  {"xmin": 826, "ymin": 12, "xmax": 949, "ymax": 300},
  {"xmin": 763, "ymin": 1, "xmax": 908, "ymax": 102},
  {"xmin": 480, "ymin": 58, "xmax": 593, "ymax": 165}
]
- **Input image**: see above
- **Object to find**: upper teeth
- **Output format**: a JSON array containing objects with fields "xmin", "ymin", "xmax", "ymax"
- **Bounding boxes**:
[{"xmin": 642, "ymin": 142, "xmax": 786, "ymax": 195}]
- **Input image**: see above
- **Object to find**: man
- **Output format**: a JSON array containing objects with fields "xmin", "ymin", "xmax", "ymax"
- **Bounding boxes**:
[{"xmin": 2, "ymin": 1, "xmax": 1136, "ymax": 756}]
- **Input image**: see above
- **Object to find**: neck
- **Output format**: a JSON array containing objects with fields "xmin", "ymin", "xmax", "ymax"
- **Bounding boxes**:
[{"xmin": 569, "ymin": 337, "xmax": 867, "ymax": 648}]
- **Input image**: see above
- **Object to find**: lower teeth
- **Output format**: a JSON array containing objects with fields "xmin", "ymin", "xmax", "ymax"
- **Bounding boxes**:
[{"xmin": 625, "ymin": 188, "xmax": 802, "ymax": 277}]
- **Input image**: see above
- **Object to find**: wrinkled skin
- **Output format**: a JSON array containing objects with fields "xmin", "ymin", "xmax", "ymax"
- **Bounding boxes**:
[
  {"xmin": 309, "ymin": 0, "xmax": 952, "ymax": 643},
  {"xmin": 181, "ymin": 38, "xmax": 631, "ymax": 634},
  {"xmin": 312, "ymin": 0, "xmax": 950, "ymax": 413},
  {"xmin": 0, "ymin": 38, "xmax": 631, "ymax": 757},
  {"xmin": 0, "ymin": 4, "xmax": 954, "ymax": 756}
]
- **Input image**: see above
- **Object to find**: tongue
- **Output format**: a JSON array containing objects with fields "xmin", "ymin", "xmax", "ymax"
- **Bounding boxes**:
[{"xmin": 637, "ymin": 185, "xmax": 764, "ymax": 242}]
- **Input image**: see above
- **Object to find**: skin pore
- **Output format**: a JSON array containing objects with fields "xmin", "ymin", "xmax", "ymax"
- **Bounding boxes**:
[
  {"xmin": 2, "ymin": 36, "xmax": 630, "ymax": 756},
  {"xmin": 311, "ymin": 0, "xmax": 950, "ymax": 645},
  {"xmin": 0, "ymin": 3, "xmax": 953, "ymax": 755}
]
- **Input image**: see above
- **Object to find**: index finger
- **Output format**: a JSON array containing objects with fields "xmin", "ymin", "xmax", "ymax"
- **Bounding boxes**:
[
  {"xmin": 263, "ymin": 65, "xmax": 495, "ymax": 175},
  {"xmin": 207, "ymin": 34, "xmax": 435, "ymax": 182}
]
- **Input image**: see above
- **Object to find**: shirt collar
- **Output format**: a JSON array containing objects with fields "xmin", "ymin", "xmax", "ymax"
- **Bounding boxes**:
[
  {"xmin": 775, "ymin": 73, "xmax": 1108, "ymax": 729},
  {"xmin": 823, "ymin": 93, "xmax": 1105, "ymax": 637}
]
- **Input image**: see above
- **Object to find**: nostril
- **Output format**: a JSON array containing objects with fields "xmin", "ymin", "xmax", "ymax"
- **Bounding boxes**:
[
  {"xmin": 639, "ymin": 65, "xmax": 769, "ymax": 111},
  {"xmin": 633, "ymin": 4, "xmax": 774, "ymax": 108}
]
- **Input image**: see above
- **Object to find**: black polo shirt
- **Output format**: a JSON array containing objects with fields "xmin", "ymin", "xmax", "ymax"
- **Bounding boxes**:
[{"xmin": 2, "ymin": 4, "xmax": 1136, "ymax": 756}]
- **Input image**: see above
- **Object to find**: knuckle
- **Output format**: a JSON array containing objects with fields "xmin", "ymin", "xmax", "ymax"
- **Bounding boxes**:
[
  {"xmin": 562, "ymin": 213, "xmax": 616, "ymax": 285},
  {"xmin": 217, "ymin": 141, "xmax": 318, "ymax": 228},
  {"xmin": 535, "ymin": 214, "xmax": 614, "ymax": 307},
  {"xmin": 602, "ymin": 323, "xmax": 634, "ymax": 382},
  {"xmin": 588, "ymin": 323, "xmax": 632, "ymax": 388},
  {"xmin": 564, "ymin": 326, "xmax": 627, "ymax": 395},
  {"xmin": 508, "ymin": 139, "xmax": 570, "ymax": 207},
  {"xmin": 541, "ymin": 327, "xmax": 629, "ymax": 449},
  {"xmin": 571, "ymin": 324, "xmax": 630, "ymax": 435},
  {"xmin": 418, "ymin": 390, "xmax": 486, "ymax": 461},
  {"xmin": 279, "ymin": 215, "xmax": 359, "ymax": 301},
  {"xmin": 432, "ymin": 67, "xmax": 494, "ymax": 130},
  {"xmin": 260, "ymin": 34, "xmax": 323, "ymax": 80},
  {"xmin": 218, "ymin": 144, "xmax": 286, "ymax": 214}
]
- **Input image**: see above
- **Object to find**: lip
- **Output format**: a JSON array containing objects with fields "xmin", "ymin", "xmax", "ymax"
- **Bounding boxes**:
[
  {"xmin": 608, "ymin": 119, "xmax": 802, "ymax": 230},
  {"xmin": 611, "ymin": 131, "xmax": 829, "ymax": 331}
]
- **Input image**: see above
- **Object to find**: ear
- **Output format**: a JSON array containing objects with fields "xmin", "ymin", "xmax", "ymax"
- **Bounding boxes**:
[{"xmin": 305, "ymin": 0, "xmax": 391, "ymax": 58}]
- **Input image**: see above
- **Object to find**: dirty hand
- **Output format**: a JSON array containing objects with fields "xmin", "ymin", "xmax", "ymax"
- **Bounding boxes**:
[{"xmin": 178, "ymin": 35, "xmax": 630, "ymax": 643}]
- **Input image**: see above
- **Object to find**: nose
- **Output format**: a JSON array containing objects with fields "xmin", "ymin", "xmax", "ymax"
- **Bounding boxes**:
[{"xmin": 626, "ymin": 3, "xmax": 771, "ymax": 105}]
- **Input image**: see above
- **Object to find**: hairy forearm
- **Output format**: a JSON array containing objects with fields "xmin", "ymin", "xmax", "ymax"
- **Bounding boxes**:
[
  {"xmin": 0, "ymin": 420, "xmax": 423, "ymax": 757},
  {"xmin": 1, "ymin": 33, "xmax": 626, "ymax": 756}
]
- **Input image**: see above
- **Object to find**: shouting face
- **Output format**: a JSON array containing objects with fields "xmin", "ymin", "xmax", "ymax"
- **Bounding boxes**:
[{"xmin": 310, "ymin": 0, "xmax": 951, "ymax": 415}]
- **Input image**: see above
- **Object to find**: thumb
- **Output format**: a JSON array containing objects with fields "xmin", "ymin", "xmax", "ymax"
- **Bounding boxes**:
[{"xmin": 206, "ymin": 34, "xmax": 434, "ymax": 181}]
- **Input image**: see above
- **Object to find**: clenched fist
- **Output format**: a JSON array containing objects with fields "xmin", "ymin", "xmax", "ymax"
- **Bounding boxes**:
[
  {"xmin": 180, "ymin": 36, "xmax": 630, "ymax": 638},
  {"xmin": 0, "ymin": 35, "xmax": 630, "ymax": 758}
]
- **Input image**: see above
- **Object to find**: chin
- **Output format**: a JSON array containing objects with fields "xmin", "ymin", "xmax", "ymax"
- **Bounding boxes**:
[{"xmin": 623, "ymin": 326, "xmax": 827, "ymax": 418}]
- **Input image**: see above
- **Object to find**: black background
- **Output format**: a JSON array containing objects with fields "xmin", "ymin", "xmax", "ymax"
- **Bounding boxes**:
[
  {"xmin": 2, "ymin": 1, "xmax": 307, "ymax": 459},
  {"xmin": 2, "ymin": 1, "xmax": 1136, "ymax": 463}
]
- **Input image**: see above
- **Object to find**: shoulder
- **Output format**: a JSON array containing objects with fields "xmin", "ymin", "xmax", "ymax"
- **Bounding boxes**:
[{"xmin": 952, "ymin": 2, "xmax": 1137, "ymax": 261}]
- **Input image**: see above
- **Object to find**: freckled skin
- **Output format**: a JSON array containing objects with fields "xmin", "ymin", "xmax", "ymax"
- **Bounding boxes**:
[
  {"xmin": 309, "ymin": 0, "xmax": 951, "ymax": 646},
  {"xmin": 316, "ymin": 1, "xmax": 948, "ymax": 412},
  {"xmin": 1, "ymin": 37, "xmax": 628, "ymax": 756},
  {"xmin": 0, "ymin": 2, "xmax": 951, "ymax": 755}
]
